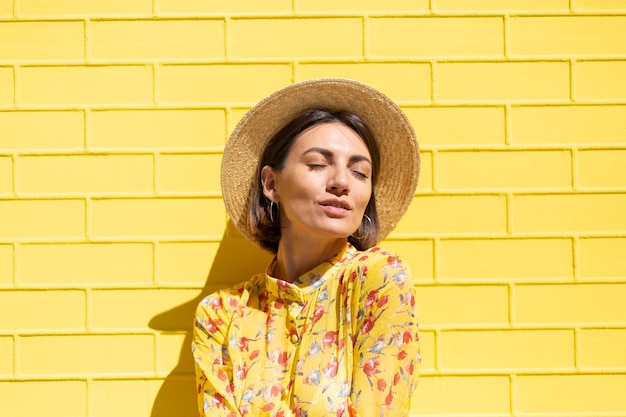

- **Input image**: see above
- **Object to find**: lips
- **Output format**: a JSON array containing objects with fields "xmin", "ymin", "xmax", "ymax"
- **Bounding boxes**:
[{"xmin": 319, "ymin": 199, "xmax": 351, "ymax": 210}]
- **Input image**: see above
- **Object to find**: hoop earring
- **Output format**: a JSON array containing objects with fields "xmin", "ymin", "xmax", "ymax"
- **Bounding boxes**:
[
  {"xmin": 352, "ymin": 214, "xmax": 372, "ymax": 239},
  {"xmin": 363, "ymin": 214, "xmax": 372, "ymax": 228},
  {"xmin": 269, "ymin": 201, "xmax": 279, "ymax": 223}
]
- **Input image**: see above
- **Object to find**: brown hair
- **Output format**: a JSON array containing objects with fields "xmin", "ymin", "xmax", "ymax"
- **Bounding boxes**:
[{"xmin": 247, "ymin": 108, "xmax": 381, "ymax": 253}]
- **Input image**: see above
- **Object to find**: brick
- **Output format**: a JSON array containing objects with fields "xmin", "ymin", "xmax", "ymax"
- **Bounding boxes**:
[
  {"xmin": 511, "ymin": 105, "xmax": 626, "ymax": 144},
  {"xmin": 0, "ymin": 21, "xmax": 83, "ymax": 62},
  {"xmin": 576, "ymin": 60, "xmax": 626, "ymax": 100},
  {"xmin": 437, "ymin": 62, "xmax": 570, "ymax": 102},
  {"xmin": 395, "ymin": 195, "xmax": 507, "ymax": 235},
  {"xmin": 0, "ymin": 244, "xmax": 13, "ymax": 285},
  {"xmin": 415, "ymin": 285, "xmax": 509, "ymax": 326},
  {"xmin": 403, "ymin": 106, "xmax": 505, "ymax": 145},
  {"xmin": 159, "ymin": 153, "xmax": 221, "ymax": 194},
  {"xmin": 434, "ymin": 0, "xmax": 569, "ymax": 12},
  {"xmin": 579, "ymin": 328, "xmax": 626, "ymax": 368},
  {"xmin": 369, "ymin": 17, "xmax": 504, "ymax": 58},
  {"xmin": 159, "ymin": 333, "xmax": 194, "ymax": 374},
  {"xmin": 159, "ymin": 64, "xmax": 292, "ymax": 104},
  {"xmin": 510, "ymin": 16, "xmax": 626, "ymax": 56},
  {"xmin": 0, "ymin": 110, "xmax": 84, "ymax": 150},
  {"xmin": 231, "ymin": 18, "xmax": 362, "ymax": 58},
  {"xmin": 92, "ymin": 377, "xmax": 197, "ymax": 417},
  {"xmin": 92, "ymin": 379, "xmax": 157, "ymax": 417},
  {"xmin": 412, "ymin": 376, "xmax": 510, "ymax": 414},
  {"xmin": 90, "ymin": 20, "xmax": 224, "ymax": 60},
  {"xmin": 441, "ymin": 329, "xmax": 574, "ymax": 370},
  {"xmin": 91, "ymin": 198, "xmax": 225, "ymax": 238},
  {"xmin": 0, "ymin": 199, "xmax": 85, "ymax": 239},
  {"xmin": 0, "ymin": 155, "xmax": 11, "ymax": 194},
  {"xmin": 20, "ymin": 65, "xmax": 152, "ymax": 106},
  {"xmin": 578, "ymin": 237, "xmax": 626, "ymax": 279},
  {"xmin": 514, "ymin": 283, "xmax": 626, "ymax": 324},
  {"xmin": 440, "ymin": 238, "xmax": 573, "ymax": 280},
  {"xmin": 516, "ymin": 374, "xmax": 626, "ymax": 413},
  {"xmin": 157, "ymin": 0, "xmax": 291, "ymax": 14},
  {"xmin": 18, "ymin": 154, "xmax": 154, "ymax": 195},
  {"xmin": 18, "ymin": 0, "xmax": 153, "ymax": 15},
  {"xmin": 91, "ymin": 289, "xmax": 199, "ymax": 330},
  {"xmin": 0, "ymin": 380, "xmax": 86, "ymax": 417},
  {"xmin": 0, "ymin": 0, "xmax": 11, "ymax": 16},
  {"xmin": 379, "ymin": 239, "xmax": 434, "ymax": 283},
  {"xmin": 19, "ymin": 243, "xmax": 153, "ymax": 285},
  {"xmin": 0, "ymin": 336, "xmax": 12, "ymax": 374},
  {"xmin": 578, "ymin": 149, "xmax": 626, "ymax": 188},
  {"xmin": 153, "ymin": 376, "xmax": 198, "ymax": 417},
  {"xmin": 158, "ymin": 237, "xmax": 271, "ymax": 287},
  {"xmin": 91, "ymin": 109, "xmax": 225, "ymax": 149},
  {"xmin": 298, "ymin": 63, "xmax": 431, "ymax": 103},
  {"xmin": 0, "ymin": 290, "xmax": 85, "ymax": 330},
  {"xmin": 19, "ymin": 334, "xmax": 154, "ymax": 375},
  {"xmin": 574, "ymin": 0, "xmax": 626, "ymax": 10},
  {"xmin": 512, "ymin": 193, "xmax": 626, "ymax": 233},
  {"xmin": 158, "ymin": 242, "xmax": 219, "ymax": 285},
  {"xmin": 299, "ymin": 0, "xmax": 429, "ymax": 12},
  {"xmin": 0, "ymin": 66, "xmax": 12, "ymax": 104},
  {"xmin": 439, "ymin": 150, "xmax": 572, "ymax": 190}
]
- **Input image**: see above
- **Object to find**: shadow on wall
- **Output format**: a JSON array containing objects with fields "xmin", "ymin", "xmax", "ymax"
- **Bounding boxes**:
[{"xmin": 148, "ymin": 221, "xmax": 272, "ymax": 417}]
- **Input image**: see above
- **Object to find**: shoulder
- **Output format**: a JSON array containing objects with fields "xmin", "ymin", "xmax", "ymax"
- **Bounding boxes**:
[
  {"xmin": 345, "ymin": 246, "xmax": 412, "ymax": 292},
  {"xmin": 195, "ymin": 274, "xmax": 263, "ymax": 318}
]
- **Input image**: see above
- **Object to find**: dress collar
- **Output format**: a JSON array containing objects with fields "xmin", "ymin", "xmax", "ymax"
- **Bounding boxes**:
[{"xmin": 264, "ymin": 243, "xmax": 356, "ymax": 304}]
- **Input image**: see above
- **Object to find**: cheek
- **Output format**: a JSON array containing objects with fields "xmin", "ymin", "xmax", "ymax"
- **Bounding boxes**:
[
  {"xmin": 355, "ymin": 185, "xmax": 373, "ymax": 211},
  {"xmin": 277, "ymin": 176, "xmax": 320, "ymax": 205}
]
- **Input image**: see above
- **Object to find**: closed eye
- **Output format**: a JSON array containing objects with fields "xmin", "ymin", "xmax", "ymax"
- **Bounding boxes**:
[{"xmin": 352, "ymin": 170, "xmax": 369, "ymax": 180}]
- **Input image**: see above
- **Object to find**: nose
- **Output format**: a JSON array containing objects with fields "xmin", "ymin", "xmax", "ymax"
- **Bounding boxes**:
[{"xmin": 327, "ymin": 167, "xmax": 350, "ymax": 194}]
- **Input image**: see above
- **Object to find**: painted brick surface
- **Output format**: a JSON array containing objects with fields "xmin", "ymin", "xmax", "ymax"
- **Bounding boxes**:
[
  {"xmin": 0, "ymin": 66, "xmax": 12, "ymax": 105},
  {"xmin": 0, "ymin": 21, "xmax": 84, "ymax": 61},
  {"xmin": 90, "ymin": 20, "xmax": 225, "ymax": 61},
  {"xmin": 17, "ymin": 154, "xmax": 154, "ymax": 195},
  {"xmin": 368, "ymin": 17, "xmax": 504, "ymax": 58},
  {"xmin": 230, "ymin": 18, "xmax": 363, "ymax": 58},
  {"xmin": 0, "ymin": 156, "xmax": 11, "ymax": 194},
  {"xmin": 18, "ymin": 243, "xmax": 154, "ymax": 285},
  {"xmin": 0, "ymin": 110, "xmax": 85, "ymax": 150},
  {"xmin": 1, "ymin": 2, "xmax": 624, "ymax": 417},
  {"xmin": 90, "ymin": 109, "xmax": 226, "ymax": 149}
]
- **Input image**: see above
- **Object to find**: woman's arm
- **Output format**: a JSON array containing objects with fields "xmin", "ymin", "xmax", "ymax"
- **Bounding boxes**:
[
  {"xmin": 192, "ymin": 290, "xmax": 243, "ymax": 417},
  {"xmin": 349, "ymin": 251, "xmax": 420, "ymax": 416}
]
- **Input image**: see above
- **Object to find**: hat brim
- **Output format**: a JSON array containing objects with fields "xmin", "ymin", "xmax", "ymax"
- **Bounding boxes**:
[{"xmin": 221, "ymin": 78, "xmax": 420, "ymax": 249}]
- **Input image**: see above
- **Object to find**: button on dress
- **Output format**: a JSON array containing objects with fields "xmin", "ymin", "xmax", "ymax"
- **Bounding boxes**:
[{"xmin": 192, "ymin": 243, "xmax": 420, "ymax": 417}]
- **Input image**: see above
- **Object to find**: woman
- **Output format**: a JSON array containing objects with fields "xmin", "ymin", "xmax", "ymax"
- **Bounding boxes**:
[{"xmin": 193, "ymin": 79, "xmax": 421, "ymax": 417}]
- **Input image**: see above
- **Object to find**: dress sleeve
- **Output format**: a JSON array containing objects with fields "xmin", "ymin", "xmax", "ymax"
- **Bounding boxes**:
[
  {"xmin": 192, "ymin": 287, "xmax": 243, "ymax": 417},
  {"xmin": 349, "ymin": 250, "xmax": 420, "ymax": 417}
]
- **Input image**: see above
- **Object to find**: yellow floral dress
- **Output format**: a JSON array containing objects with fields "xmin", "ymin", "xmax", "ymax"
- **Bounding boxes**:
[{"xmin": 192, "ymin": 243, "xmax": 420, "ymax": 417}]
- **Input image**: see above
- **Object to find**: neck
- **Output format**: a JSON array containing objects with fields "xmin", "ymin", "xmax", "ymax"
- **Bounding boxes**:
[{"xmin": 272, "ymin": 234, "xmax": 347, "ymax": 283}]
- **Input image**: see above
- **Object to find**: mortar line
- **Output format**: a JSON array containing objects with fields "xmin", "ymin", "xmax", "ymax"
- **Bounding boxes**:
[
  {"xmin": 503, "ymin": 14, "xmax": 510, "ymax": 60},
  {"xmin": 224, "ymin": 16, "xmax": 232, "ymax": 62},
  {"xmin": 12, "ymin": 240, "xmax": 19, "ymax": 287}
]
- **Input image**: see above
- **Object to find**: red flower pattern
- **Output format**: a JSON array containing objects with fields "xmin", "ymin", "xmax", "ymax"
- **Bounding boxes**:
[{"xmin": 363, "ymin": 356, "xmax": 380, "ymax": 377}]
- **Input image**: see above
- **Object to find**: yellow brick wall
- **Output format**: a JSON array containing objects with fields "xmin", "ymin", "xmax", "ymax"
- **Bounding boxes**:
[{"xmin": 1, "ymin": 1, "xmax": 625, "ymax": 416}]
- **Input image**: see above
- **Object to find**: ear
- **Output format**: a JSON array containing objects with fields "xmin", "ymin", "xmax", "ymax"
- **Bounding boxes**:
[{"xmin": 261, "ymin": 165, "xmax": 280, "ymax": 202}]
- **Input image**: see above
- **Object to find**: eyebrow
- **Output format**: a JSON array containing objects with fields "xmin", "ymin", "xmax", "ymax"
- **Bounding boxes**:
[{"xmin": 302, "ymin": 147, "xmax": 372, "ymax": 165}]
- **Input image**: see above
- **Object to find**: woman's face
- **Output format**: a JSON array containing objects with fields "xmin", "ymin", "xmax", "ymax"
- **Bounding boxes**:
[{"xmin": 262, "ymin": 122, "xmax": 373, "ymax": 244}]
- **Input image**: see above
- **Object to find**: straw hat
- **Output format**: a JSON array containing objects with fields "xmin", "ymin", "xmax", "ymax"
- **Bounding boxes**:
[{"xmin": 221, "ymin": 78, "xmax": 420, "ymax": 247}]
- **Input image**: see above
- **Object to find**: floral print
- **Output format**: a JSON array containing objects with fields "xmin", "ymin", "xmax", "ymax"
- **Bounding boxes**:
[{"xmin": 192, "ymin": 243, "xmax": 420, "ymax": 417}]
